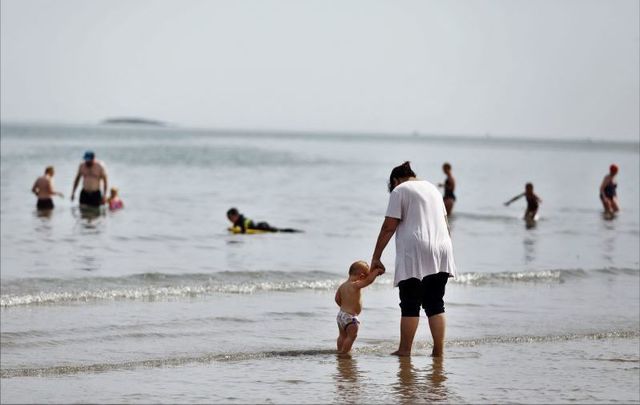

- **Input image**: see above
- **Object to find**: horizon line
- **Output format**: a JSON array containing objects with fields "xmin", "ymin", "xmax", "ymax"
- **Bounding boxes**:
[{"xmin": 1, "ymin": 118, "xmax": 639, "ymax": 146}]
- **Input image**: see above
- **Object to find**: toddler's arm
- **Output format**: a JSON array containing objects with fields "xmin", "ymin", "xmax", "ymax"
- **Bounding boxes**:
[
  {"xmin": 334, "ymin": 289, "xmax": 342, "ymax": 306},
  {"xmin": 353, "ymin": 268, "xmax": 382, "ymax": 290}
]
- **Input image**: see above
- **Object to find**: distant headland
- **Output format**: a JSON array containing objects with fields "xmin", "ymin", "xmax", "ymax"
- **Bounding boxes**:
[{"xmin": 101, "ymin": 117, "xmax": 169, "ymax": 126}]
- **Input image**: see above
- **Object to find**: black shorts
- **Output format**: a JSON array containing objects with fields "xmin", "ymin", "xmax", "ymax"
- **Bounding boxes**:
[
  {"xmin": 36, "ymin": 198, "xmax": 54, "ymax": 210},
  {"xmin": 398, "ymin": 272, "xmax": 450, "ymax": 317},
  {"xmin": 80, "ymin": 189, "xmax": 102, "ymax": 207}
]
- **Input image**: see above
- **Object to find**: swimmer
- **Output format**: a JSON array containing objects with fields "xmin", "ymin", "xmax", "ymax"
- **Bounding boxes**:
[
  {"xmin": 226, "ymin": 208, "xmax": 302, "ymax": 233},
  {"xmin": 335, "ymin": 261, "xmax": 382, "ymax": 354},
  {"xmin": 504, "ymin": 182, "xmax": 542, "ymax": 222}
]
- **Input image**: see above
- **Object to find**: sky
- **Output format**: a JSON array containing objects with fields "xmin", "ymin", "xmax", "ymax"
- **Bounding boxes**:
[{"xmin": 1, "ymin": 0, "xmax": 639, "ymax": 140}]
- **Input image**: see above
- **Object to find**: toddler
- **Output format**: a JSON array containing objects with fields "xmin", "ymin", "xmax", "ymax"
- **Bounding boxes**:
[
  {"xmin": 107, "ymin": 187, "xmax": 124, "ymax": 210},
  {"xmin": 334, "ymin": 260, "xmax": 381, "ymax": 354}
]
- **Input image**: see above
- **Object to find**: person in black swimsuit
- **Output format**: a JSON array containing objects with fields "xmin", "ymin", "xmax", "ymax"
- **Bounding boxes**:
[
  {"xmin": 599, "ymin": 164, "xmax": 619, "ymax": 217},
  {"xmin": 226, "ymin": 208, "xmax": 302, "ymax": 233},
  {"xmin": 438, "ymin": 162, "xmax": 456, "ymax": 216},
  {"xmin": 504, "ymin": 183, "xmax": 542, "ymax": 222}
]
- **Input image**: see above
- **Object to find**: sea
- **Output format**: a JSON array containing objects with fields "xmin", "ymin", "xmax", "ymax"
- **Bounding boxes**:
[{"xmin": 1, "ymin": 123, "xmax": 639, "ymax": 404}]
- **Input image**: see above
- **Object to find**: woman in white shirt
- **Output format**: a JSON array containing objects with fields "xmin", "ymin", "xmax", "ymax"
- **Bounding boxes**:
[{"xmin": 371, "ymin": 161, "xmax": 456, "ymax": 357}]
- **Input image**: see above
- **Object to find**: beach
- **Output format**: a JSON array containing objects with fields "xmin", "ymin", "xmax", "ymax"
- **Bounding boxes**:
[{"xmin": 1, "ymin": 123, "xmax": 639, "ymax": 403}]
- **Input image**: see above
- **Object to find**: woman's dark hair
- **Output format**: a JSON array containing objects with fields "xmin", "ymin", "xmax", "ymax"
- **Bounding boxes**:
[
  {"xmin": 227, "ymin": 207, "xmax": 239, "ymax": 217},
  {"xmin": 388, "ymin": 161, "xmax": 416, "ymax": 192}
]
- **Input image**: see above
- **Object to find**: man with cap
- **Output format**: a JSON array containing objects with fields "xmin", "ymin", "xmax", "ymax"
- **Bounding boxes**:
[{"xmin": 70, "ymin": 150, "xmax": 109, "ymax": 207}]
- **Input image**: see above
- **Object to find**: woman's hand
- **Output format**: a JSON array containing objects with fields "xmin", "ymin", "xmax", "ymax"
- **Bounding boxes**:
[{"xmin": 370, "ymin": 259, "xmax": 386, "ymax": 275}]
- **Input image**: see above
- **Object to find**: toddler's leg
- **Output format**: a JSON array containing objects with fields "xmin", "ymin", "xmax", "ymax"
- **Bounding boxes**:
[
  {"xmin": 337, "ymin": 328, "xmax": 347, "ymax": 352},
  {"xmin": 340, "ymin": 324, "xmax": 359, "ymax": 354}
]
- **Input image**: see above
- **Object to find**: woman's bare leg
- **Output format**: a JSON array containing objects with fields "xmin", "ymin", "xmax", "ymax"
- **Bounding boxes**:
[
  {"xmin": 601, "ymin": 196, "xmax": 613, "ymax": 214},
  {"xmin": 392, "ymin": 317, "xmax": 419, "ymax": 356},
  {"xmin": 428, "ymin": 313, "xmax": 446, "ymax": 357},
  {"xmin": 444, "ymin": 198, "xmax": 454, "ymax": 216},
  {"xmin": 611, "ymin": 197, "xmax": 620, "ymax": 212}
]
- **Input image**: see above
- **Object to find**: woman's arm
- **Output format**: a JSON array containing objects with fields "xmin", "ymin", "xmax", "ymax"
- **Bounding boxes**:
[
  {"xmin": 504, "ymin": 193, "xmax": 524, "ymax": 206},
  {"xmin": 370, "ymin": 217, "xmax": 400, "ymax": 274},
  {"xmin": 599, "ymin": 175, "xmax": 609, "ymax": 195}
]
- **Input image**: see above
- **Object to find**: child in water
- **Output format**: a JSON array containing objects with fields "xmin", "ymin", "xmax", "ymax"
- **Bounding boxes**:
[
  {"xmin": 107, "ymin": 187, "xmax": 124, "ymax": 211},
  {"xmin": 334, "ymin": 261, "xmax": 382, "ymax": 354},
  {"xmin": 504, "ymin": 182, "xmax": 542, "ymax": 221}
]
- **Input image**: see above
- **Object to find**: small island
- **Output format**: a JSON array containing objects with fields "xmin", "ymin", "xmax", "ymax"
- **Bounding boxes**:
[{"xmin": 101, "ymin": 117, "xmax": 169, "ymax": 127}]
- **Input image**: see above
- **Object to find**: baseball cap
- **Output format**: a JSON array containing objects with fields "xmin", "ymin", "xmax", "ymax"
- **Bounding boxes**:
[{"xmin": 83, "ymin": 150, "xmax": 95, "ymax": 161}]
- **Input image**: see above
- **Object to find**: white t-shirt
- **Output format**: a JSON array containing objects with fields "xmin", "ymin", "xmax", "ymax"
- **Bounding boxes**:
[{"xmin": 385, "ymin": 180, "xmax": 456, "ymax": 286}]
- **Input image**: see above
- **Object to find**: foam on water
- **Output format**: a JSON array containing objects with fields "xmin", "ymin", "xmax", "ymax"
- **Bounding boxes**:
[{"xmin": 2, "ymin": 267, "xmax": 637, "ymax": 307}]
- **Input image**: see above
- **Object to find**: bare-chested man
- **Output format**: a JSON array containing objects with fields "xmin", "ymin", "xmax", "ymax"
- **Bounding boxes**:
[
  {"xmin": 70, "ymin": 151, "xmax": 108, "ymax": 207},
  {"xmin": 32, "ymin": 166, "xmax": 64, "ymax": 210}
]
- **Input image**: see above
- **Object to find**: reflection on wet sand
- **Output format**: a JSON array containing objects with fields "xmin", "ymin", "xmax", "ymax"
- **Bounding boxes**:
[
  {"xmin": 393, "ymin": 356, "xmax": 450, "ymax": 403},
  {"xmin": 334, "ymin": 354, "xmax": 361, "ymax": 404},
  {"xmin": 426, "ymin": 357, "xmax": 448, "ymax": 401}
]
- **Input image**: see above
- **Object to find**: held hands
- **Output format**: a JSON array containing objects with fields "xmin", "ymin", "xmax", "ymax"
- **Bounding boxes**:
[{"xmin": 370, "ymin": 259, "xmax": 386, "ymax": 275}]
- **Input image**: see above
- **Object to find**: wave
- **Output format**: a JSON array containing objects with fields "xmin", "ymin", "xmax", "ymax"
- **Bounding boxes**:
[
  {"xmin": 1, "ymin": 268, "xmax": 637, "ymax": 308},
  {"xmin": 1, "ymin": 330, "xmax": 637, "ymax": 378}
]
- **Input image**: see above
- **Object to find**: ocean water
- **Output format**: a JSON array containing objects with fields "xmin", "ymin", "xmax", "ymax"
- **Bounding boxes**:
[{"xmin": 1, "ymin": 123, "xmax": 639, "ymax": 404}]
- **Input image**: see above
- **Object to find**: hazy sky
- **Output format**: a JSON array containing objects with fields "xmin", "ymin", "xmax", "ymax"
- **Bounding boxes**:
[{"xmin": 1, "ymin": 0, "xmax": 638, "ymax": 140}]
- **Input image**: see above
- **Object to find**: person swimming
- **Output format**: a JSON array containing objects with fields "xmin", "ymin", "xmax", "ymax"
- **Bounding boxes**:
[{"xmin": 226, "ymin": 208, "xmax": 302, "ymax": 233}]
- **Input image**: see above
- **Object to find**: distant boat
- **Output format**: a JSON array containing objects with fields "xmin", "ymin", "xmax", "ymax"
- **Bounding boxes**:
[{"xmin": 101, "ymin": 117, "xmax": 168, "ymax": 127}]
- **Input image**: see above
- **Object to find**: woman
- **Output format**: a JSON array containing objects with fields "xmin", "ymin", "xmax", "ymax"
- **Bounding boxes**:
[
  {"xmin": 370, "ymin": 161, "xmax": 456, "ymax": 357},
  {"xmin": 438, "ymin": 162, "xmax": 456, "ymax": 216},
  {"xmin": 600, "ymin": 164, "xmax": 619, "ymax": 217}
]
